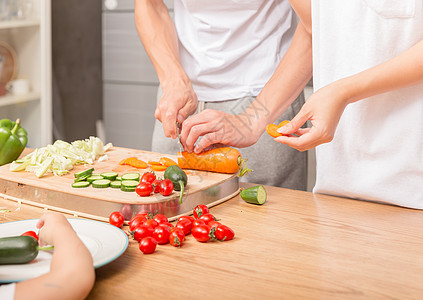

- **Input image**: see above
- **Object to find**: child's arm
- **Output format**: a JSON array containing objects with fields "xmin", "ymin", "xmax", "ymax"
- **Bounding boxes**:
[
  {"xmin": 14, "ymin": 213, "xmax": 95, "ymax": 300},
  {"xmin": 277, "ymin": 38, "xmax": 423, "ymax": 151}
]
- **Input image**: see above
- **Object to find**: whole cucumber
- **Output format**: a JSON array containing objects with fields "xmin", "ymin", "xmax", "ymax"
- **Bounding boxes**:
[{"xmin": 0, "ymin": 236, "xmax": 39, "ymax": 264}]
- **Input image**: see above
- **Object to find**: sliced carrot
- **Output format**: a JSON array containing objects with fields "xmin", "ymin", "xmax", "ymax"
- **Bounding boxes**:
[
  {"xmin": 159, "ymin": 157, "xmax": 177, "ymax": 167},
  {"xmin": 148, "ymin": 160, "xmax": 162, "ymax": 166},
  {"xmin": 150, "ymin": 165, "xmax": 167, "ymax": 172},
  {"xmin": 119, "ymin": 158, "xmax": 129, "ymax": 165},
  {"xmin": 133, "ymin": 159, "xmax": 148, "ymax": 169}
]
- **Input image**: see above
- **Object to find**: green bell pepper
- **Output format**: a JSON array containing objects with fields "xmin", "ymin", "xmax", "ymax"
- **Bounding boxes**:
[{"xmin": 0, "ymin": 118, "xmax": 28, "ymax": 166}]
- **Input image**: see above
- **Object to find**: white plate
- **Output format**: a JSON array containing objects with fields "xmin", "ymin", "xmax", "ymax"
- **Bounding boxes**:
[{"xmin": 0, "ymin": 218, "xmax": 128, "ymax": 283}]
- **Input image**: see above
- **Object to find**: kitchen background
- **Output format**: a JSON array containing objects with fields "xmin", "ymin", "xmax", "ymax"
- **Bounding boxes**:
[{"xmin": 0, "ymin": 0, "xmax": 315, "ymax": 190}]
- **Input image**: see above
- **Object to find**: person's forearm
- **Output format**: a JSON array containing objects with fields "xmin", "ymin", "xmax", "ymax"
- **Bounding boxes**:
[
  {"xmin": 134, "ymin": 0, "xmax": 189, "ymax": 88},
  {"xmin": 338, "ymin": 39, "xmax": 423, "ymax": 104},
  {"xmin": 247, "ymin": 21, "xmax": 313, "ymax": 132}
]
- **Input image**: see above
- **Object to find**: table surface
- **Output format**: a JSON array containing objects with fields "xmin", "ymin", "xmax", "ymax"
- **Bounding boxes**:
[{"xmin": 1, "ymin": 183, "xmax": 423, "ymax": 299}]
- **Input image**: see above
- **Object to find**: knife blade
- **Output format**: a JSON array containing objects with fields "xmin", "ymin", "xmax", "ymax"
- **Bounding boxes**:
[{"xmin": 176, "ymin": 121, "xmax": 183, "ymax": 153}]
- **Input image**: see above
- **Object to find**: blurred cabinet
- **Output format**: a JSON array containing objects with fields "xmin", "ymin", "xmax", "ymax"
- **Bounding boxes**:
[
  {"xmin": 0, "ymin": 0, "xmax": 52, "ymax": 148},
  {"xmin": 102, "ymin": 0, "xmax": 173, "ymax": 150}
]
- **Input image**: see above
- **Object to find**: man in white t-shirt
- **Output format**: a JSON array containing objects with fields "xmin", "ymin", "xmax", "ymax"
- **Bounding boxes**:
[{"xmin": 134, "ymin": 0, "xmax": 308, "ymax": 189}]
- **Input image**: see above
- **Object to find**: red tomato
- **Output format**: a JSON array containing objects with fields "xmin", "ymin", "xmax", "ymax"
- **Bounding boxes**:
[
  {"xmin": 199, "ymin": 213, "xmax": 216, "ymax": 225},
  {"xmin": 178, "ymin": 215, "xmax": 195, "ymax": 225},
  {"xmin": 152, "ymin": 179, "xmax": 162, "ymax": 193},
  {"xmin": 175, "ymin": 219, "xmax": 192, "ymax": 235},
  {"xmin": 214, "ymin": 224, "xmax": 235, "ymax": 241},
  {"xmin": 193, "ymin": 204, "xmax": 209, "ymax": 219},
  {"xmin": 139, "ymin": 237, "xmax": 157, "ymax": 254},
  {"xmin": 192, "ymin": 219, "xmax": 206, "ymax": 228},
  {"xmin": 143, "ymin": 219, "xmax": 159, "ymax": 228},
  {"xmin": 152, "ymin": 225, "xmax": 171, "ymax": 244},
  {"xmin": 159, "ymin": 179, "xmax": 173, "ymax": 196},
  {"xmin": 21, "ymin": 231, "xmax": 38, "ymax": 241},
  {"xmin": 191, "ymin": 225, "xmax": 211, "ymax": 242},
  {"xmin": 133, "ymin": 225, "xmax": 154, "ymax": 242},
  {"xmin": 153, "ymin": 213, "xmax": 168, "ymax": 224},
  {"xmin": 141, "ymin": 172, "xmax": 156, "ymax": 184},
  {"xmin": 160, "ymin": 222, "xmax": 174, "ymax": 229},
  {"xmin": 136, "ymin": 182, "xmax": 153, "ymax": 197},
  {"xmin": 169, "ymin": 228, "xmax": 185, "ymax": 247},
  {"xmin": 129, "ymin": 215, "xmax": 147, "ymax": 231},
  {"xmin": 208, "ymin": 220, "xmax": 221, "ymax": 228},
  {"xmin": 109, "ymin": 211, "xmax": 125, "ymax": 228}
]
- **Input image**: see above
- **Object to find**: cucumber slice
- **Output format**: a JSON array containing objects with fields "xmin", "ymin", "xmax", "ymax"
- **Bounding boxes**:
[
  {"xmin": 101, "ymin": 172, "xmax": 118, "ymax": 180},
  {"xmin": 74, "ymin": 174, "xmax": 90, "ymax": 183},
  {"xmin": 92, "ymin": 179, "xmax": 111, "ymax": 188},
  {"xmin": 240, "ymin": 185, "xmax": 267, "ymax": 205},
  {"xmin": 121, "ymin": 180, "xmax": 139, "ymax": 192},
  {"xmin": 74, "ymin": 168, "xmax": 94, "ymax": 179},
  {"xmin": 87, "ymin": 175, "xmax": 104, "ymax": 183},
  {"xmin": 110, "ymin": 181, "xmax": 122, "ymax": 189},
  {"xmin": 72, "ymin": 181, "xmax": 90, "ymax": 188},
  {"xmin": 115, "ymin": 176, "xmax": 122, "ymax": 181},
  {"xmin": 121, "ymin": 173, "xmax": 140, "ymax": 181}
]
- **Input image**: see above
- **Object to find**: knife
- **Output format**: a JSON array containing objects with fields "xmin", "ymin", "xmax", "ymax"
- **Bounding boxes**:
[{"xmin": 176, "ymin": 121, "xmax": 183, "ymax": 153}]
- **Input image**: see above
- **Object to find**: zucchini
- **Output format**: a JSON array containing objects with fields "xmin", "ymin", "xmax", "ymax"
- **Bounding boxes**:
[
  {"xmin": 121, "ymin": 180, "xmax": 139, "ymax": 192},
  {"xmin": 164, "ymin": 165, "xmax": 187, "ymax": 204},
  {"xmin": 240, "ymin": 185, "xmax": 267, "ymax": 205},
  {"xmin": 101, "ymin": 172, "xmax": 118, "ymax": 181},
  {"xmin": 110, "ymin": 180, "xmax": 122, "ymax": 188},
  {"xmin": 92, "ymin": 179, "xmax": 111, "ymax": 188},
  {"xmin": 73, "ymin": 173, "xmax": 90, "ymax": 183},
  {"xmin": 87, "ymin": 175, "xmax": 104, "ymax": 183},
  {"xmin": 72, "ymin": 181, "xmax": 90, "ymax": 188},
  {"xmin": 121, "ymin": 173, "xmax": 140, "ymax": 181},
  {"xmin": 0, "ymin": 236, "xmax": 39, "ymax": 264},
  {"xmin": 74, "ymin": 167, "xmax": 94, "ymax": 179}
]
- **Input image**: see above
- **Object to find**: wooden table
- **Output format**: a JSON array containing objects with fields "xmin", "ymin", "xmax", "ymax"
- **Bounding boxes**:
[{"xmin": 1, "ymin": 184, "xmax": 423, "ymax": 299}]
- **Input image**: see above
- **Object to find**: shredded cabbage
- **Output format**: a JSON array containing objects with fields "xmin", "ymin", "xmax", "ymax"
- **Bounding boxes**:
[{"xmin": 9, "ymin": 136, "xmax": 113, "ymax": 178}]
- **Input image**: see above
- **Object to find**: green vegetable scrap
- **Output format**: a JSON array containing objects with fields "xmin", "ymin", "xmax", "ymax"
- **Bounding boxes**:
[{"xmin": 0, "ymin": 118, "xmax": 27, "ymax": 166}]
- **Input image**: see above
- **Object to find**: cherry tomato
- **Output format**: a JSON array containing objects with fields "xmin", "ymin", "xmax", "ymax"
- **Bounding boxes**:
[
  {"xmin": 133, "ymin": 225, "xmax": 154, "ymax": 242},
  {"xmin": 135, "ymin": 182, "xmax": 153, "ymax": 197},
  {"xmin": 178, "ymin": 215, "xmax": 195, "ymax": 225},
  {"xmin": 208, "ymin": 220, "xmax": 222, "ymax": 228},
  {"xmin": 160, "ymin": 222, "xmax": 174, "ymax": 229},
  {"xmin": 169, "ymin": 228, "xmax": 185, "ymax": 247},
  {"xmin": 152, "ymin": 179, "xmax": 162, "ymax": 193},
  {"xmin": 199, "ymin": 213, "xmax": 216, "ymax": 225},
  {"xmin": 192, "ymin": 219, "xmax": 206, "ymax": 228},
  {"xmin": 175, "ymin": 219, "xmax": 192, "ymax": 235},
  {"xmin": 191, "ymin": 225, "xmax": 211, "ymax": 242},
  {"xmin": 109, "ymin": 211, "xmax": 125, "ymax": 228},
  {"xmin": 153, "ymin": 213, "xmax": 168, "ymax": 224},
  {"xmin": 141, "ymin": 172, "xmax": 156, "ymax": 184},
  {"xmin": 143, "ymin": 219, "xmax": 159, "ymax": 228},
  {"xmin": 129, "ymin": 215, "xmax": 147, "ymax": 232},
  {"xmin": 139, "ymin": 237, "xmax": 157, "ymax": 254},
  {"xmin": 193, "ymin": 204, "xmax": 209, "ymax": 219},
  {"xmin": 214, "ymin": 224, "xmax": 235, "ymax": 241},
  {"xmin": 152, "ymin": 225, "xmax": 171, "ymax": 244},
  {"xmin": 21, "ymin": 231, "xmax": 38, "ymax": 240},
  {"xmin": 159, "ymin": 179, "xmax": 173, "ymax": 196}
]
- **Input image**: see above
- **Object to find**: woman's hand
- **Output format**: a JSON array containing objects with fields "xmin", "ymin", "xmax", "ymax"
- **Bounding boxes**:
[{"xmin": 276, "ymin": 82, "xmax": 348, "ymax": 151}]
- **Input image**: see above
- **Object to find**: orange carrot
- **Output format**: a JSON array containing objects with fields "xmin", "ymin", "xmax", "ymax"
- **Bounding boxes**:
[
  {"xmin": 148, "ymin": 160, "xmax": 162, "ymax": 166},
  {"xmin": 177, "ymin": 147, "xmax": 251, "ymax": 175},
  {"xmin": 151, "ymin": 165, "xmax": 167, "ymax": 172},
  {"xmin": 266, "ymin": 120, "xmax": 290, "ymax": 138},
  {"xmin": 159, "ymin": 157, "xmax": 177, "ymax": 167},
  {"xmin": 132, "ymin": 159, "xmax": 147, "ymax": 169}
]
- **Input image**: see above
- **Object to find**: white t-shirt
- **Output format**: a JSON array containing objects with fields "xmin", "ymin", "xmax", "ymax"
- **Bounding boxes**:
[
  {"xmin": 312, "ymin": 0, "xmax": 423, "ymax": 208},
  {"xmin": 174, "ymin": 0, "xmax": 296, "ymax": 101},
  {"xmin": 0, "ymin": 283, "xmax": 16, "ymax": 300}
]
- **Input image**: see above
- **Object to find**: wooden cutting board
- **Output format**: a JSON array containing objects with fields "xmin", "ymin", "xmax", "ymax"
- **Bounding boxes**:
[{"xmin": 0, "ymin": 147, "xmax": 239, "ymax": 222}]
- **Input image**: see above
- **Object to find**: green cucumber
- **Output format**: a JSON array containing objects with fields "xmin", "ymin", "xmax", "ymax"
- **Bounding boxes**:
[
  {"xmin": 101, "ymin": 172, "xmax": 118, "ymax": 180},
  {"xmin": 92, "ymin": 179, "xmax": 111, "ymax": 188},
  {"xmin": 72, "ymin": 181, "xmax": 90, "ymax": 188},
  {"xmin": 110, "ymin": 180, "xmax": 122, "ymax": 189},
  {"xmin": 121, "ymin": 180, "xmax": 139, "ymax": 192},
  {"xmin": 87, "ymin": 175, "xmax": 104, "ymax": 183},
  {"xmin": 0, "ymin": 236, "xmax": 39, "ymax": 264},
  {"xmin": 121, "ymin": 173, "xmax": 140, "ymax": 181},
  {"xmin": 115, "ymin": 176, "xmax": 122, "ymax": 181},
  {"xmin": 74, "ymin": 167, "xmax": 94, "ymax": 179},
  {"xmin": 240, "ymin": 185, "xmax": 267, "ymax": 205},
  {"xmin": 74, "ymin": 173, "xmax": 90, "ymax": 183}
]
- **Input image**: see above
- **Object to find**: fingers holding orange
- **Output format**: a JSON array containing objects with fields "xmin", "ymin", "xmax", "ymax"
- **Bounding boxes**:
[{"xmin": 266, "ymin": 120, "xmax": 290, "ymax": 138}]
